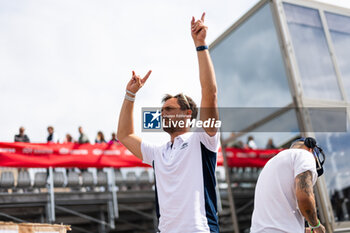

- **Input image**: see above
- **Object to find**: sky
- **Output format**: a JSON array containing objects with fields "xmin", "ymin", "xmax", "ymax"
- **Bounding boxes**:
[{"xmin": 1, "ymin": 0, "xmax": 350, "ymax": 145}]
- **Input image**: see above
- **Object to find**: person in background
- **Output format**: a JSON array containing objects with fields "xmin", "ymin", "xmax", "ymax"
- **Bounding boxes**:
[
  {"xmin": 78, "ymin": 126, "xmax": 90, "ymax": 144},
  {"xmin": 265, "ymin": 138, "xmax": 276, "ymax": 149},
  {"xmin": 247, "ymin": 135, "xmax": 257, "ymax": 149},
  {"xmin": 47, "ymin": 126, "xmax": 59, "ymax": 143},
  {"xmin": 46, "ymin": 126, "xmax": 59, "ymax": 175},
  {"xmin": 14, "ymin": 127, "xmax": 30, "ymax": 172},
  {"xmin": 95, "ymin": 131, "xmax": 107, "ymax": 144},
  {"xmin": 95, "ymin": 131, "xmax": 106, "ymax": 173},
  {"xmin": 108, "ymin": 132, "xmax": 120, "ymax": 145},
  {"xmin": 234, "ymin": 140, "xmax": 244, "ymax": 149},
  {"xmin": 250, "ymin": 137, "xmax": 326, "ymax": 233},
  {"xmin": 63, "ymin": 134, "xmax": 75, "ymax": 173},
  {"xmin": 77, "ymin": 127, "xmax": 89, "ymax": 173},
  {"xmin": 64, "ymin": 134, "xmax": 74, "ymax": 143},
  {"xmin": 109, "ymin": 132, "xmax": 122, "ymax": 183},
  {"xmin": 14, "ymin": 127, "xmax": 30, "ymax": 142}
]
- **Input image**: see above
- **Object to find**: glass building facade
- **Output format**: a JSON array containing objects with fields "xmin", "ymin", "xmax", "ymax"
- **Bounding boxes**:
[{"xmin": 210, "ymin": 0, "xmax": 350, "ymax": 231}]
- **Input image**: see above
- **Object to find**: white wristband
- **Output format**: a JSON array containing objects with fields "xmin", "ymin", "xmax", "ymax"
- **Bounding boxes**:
[
  {"xmin": 126, "ymin": 90, "xmax": 136, "ymax": 96},
  {"xmin": 125, "ymin": 94, "xmax": 135, "ymax": 102}
]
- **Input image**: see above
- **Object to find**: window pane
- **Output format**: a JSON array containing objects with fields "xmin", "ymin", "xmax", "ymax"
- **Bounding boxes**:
[
  {"xmin": 211, "ymin": 3, "xmax": 291, "ymax": 107},
  {"xmin": 326, "ymin": 12, "xmax": 350, "ymax": 101},
  {"xmin": 232, "ymin": 109, "xmax": 300, "ymax": 149},
  {"xmin": 220, "ymin": 108, "xmax": 299, "ymax": 134},
  {"xmin": 284, "ymin": 3, "xmax": 342, "ymax": 100},
  {"xmin": 233, "ymin": 132, "xmax": 299, "ymax": 149},
  {"xmin": 315, "ymin": 121, "xmax": 350, "ymax": 222}
]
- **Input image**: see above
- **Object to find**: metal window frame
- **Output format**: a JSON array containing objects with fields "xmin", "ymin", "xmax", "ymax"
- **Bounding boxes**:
[
  {"xmin": 210, "ymin": 1, "xmax": 297, "ymax": 232},
  {"xmin": 272, "ymin": 0, "xmax": 350, "ymax": 231},
  {"xmin": 210, "ymin": 0, "xmax": 350, "ymax": 231},
  {"xmin": 210, "ymin": 2, "xmax": 285, "ymax": 232},
  {"xmin": 210, "ymin": 0, "xmax": 298, "ymax": 137}
]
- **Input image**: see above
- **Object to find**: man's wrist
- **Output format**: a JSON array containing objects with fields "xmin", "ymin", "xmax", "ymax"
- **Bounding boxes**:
[
  {"xmin": 125, "ymin": 90, "xmax": 136, "ymax": 102},
  {"xmin": 308, "ymin": 219, "xmax": 321, "ymax": 229},
  {"xmin": 125, "ymin": 94, "xmax": 135, "ymax": 102},
  {"xmin": 194, "ymin": 41, "xmax": 206, "ymax": 47}
]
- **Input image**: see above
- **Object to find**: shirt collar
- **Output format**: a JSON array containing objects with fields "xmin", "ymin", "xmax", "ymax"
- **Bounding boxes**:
[{"xmin": 166, "ymin": 132, "xmax": 192, "ymax": 149}]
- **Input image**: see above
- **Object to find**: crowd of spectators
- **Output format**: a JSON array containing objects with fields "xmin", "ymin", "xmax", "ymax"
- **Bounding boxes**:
[
  {"xmin": 228, "ymin": 134, "xmax": 278, "ymax": 150},
  {"xmin": 14, "ymin": 126, "xmax": 120, "ymax": 145}
]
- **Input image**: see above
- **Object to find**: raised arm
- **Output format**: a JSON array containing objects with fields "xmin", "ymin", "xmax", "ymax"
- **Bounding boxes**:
[
  {"xmin": 295, "ymin": 171, "xmax": 326, "ymax": 233},
  {"xmin": 191, "ymin": 13, "xmax": 219, "ymax": 136},
  {"xmin": 117, "ymin": 70, "xmax": 152, "ymax": 160}
]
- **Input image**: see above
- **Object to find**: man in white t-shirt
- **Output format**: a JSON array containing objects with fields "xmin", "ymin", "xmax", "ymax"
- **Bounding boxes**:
[
  {"xmin": 250, "ymin": 137, "xmax": 326, "ymax": 233},
  {"xmin": 117, "ymin": 13, "xmax": 220, "ymax": 233}
]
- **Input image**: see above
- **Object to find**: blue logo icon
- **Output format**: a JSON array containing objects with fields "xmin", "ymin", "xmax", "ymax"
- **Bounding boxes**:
[{"xmin": 143, "ymin": 110, "xmax": 161, "ymax": 129}]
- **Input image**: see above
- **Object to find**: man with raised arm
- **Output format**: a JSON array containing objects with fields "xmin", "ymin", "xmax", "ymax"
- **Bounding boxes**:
[
  {"xmin": 250, "ymin": 137, "xmax": 326, "ymax": 233},
  {"xmin": 117, "ymin": 13, "xmax": 220, "ymax": 233}
]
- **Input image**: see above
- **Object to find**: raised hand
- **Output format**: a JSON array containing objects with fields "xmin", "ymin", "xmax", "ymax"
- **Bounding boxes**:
[
  {"xmin": 191, "ymin": 12, "xmax": 208, "ymax": 46},
  {"xmin": 126, "ymin": 70, "xmax": 152, "ymax": 95}
]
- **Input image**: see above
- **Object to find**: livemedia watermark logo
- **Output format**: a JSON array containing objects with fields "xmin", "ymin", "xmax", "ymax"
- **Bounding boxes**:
[
  {"xmin": 142, "ymin": 107, "xmax": 347, "ymax": 133},
  {"xmin": 143, "ymin": 109, "xmax": 161, "ymax": 129},
  {"xmin": 142, "ymin": 107, "xmax": 221, "ymax": 132}
]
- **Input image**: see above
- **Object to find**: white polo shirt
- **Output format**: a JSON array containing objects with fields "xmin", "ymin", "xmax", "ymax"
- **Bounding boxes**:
[
  {"xmin": 250, "ymin": 149, "xmax": 318, "ymax": 233},
  {"xmin": 141, "ymin": 130, "xmax": 220, "ymax": 233}
]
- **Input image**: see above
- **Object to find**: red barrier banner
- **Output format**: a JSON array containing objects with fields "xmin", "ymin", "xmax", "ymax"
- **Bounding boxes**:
[
  {"xmin": 221, "ymin": 148, "xmax": 283, "ymax": 167},
  {"xmin": 0, "ymin": 142, "xmax": 282, "ymax": 168},
  {"xmin": 0, "ymin": 142, "xmax": 148, "ymax": 168}
]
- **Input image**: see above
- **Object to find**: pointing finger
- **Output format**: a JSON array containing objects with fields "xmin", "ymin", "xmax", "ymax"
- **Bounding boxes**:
[
  {"xmin": 191, "ymin": 16, "xmax": 195, "ymax": 26},
  {"xmin": 142, "ymin": 70, "xmax": 152, "ymax": 83},
  {"xmin": 201, "ymin": 12, "xmax": 205, "ymax": 22}
]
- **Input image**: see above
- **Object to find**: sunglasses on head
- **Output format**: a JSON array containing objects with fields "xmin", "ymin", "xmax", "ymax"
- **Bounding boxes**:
[{"xmin": 294, "ymin": 137, "xmax": 326, "ymax": 177}]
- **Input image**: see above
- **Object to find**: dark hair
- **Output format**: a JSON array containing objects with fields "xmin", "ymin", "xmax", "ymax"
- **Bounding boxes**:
[
  {"xmin": 162, "ymin": 93, "xmax": 198, "ymax": 120},
  {"xmin": 66, "ymin": 134, "xmax": 73, "ymax": 142},
  {"xmin": 97, "ymin": 131, "xmax": 105, "ymax": 142},
  {"xmin": 290, "ymin": 137, "xmax": 317, "ymax": 149}
]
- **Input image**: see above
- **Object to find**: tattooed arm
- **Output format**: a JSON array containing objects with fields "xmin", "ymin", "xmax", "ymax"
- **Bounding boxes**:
[
  {"xmin": 295, "ymin": 170, "xmax": 326, "ymax": 233},
  {"xmin": 295, "ymin": 171, "xmax": 318, "ymax": 225}
]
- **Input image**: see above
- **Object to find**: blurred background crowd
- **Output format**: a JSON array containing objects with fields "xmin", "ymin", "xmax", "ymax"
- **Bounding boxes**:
[{"xmin": 14, "ymin": 126, "xmax": 120, "ymax": 145}]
